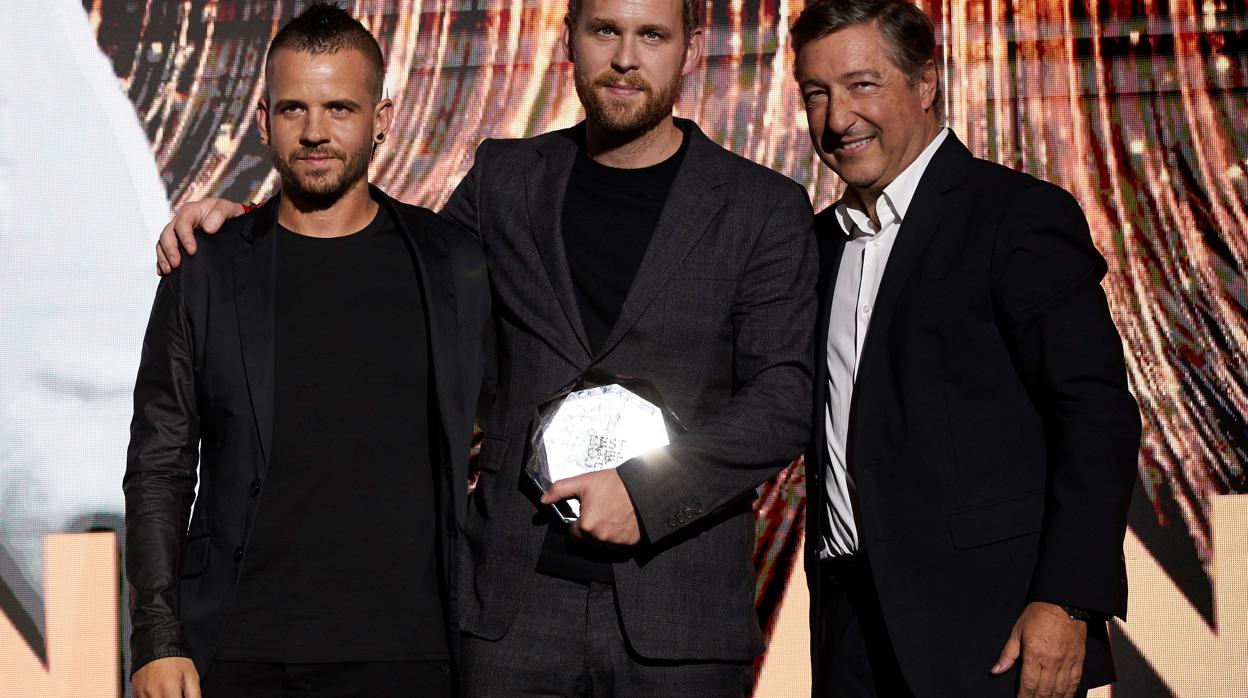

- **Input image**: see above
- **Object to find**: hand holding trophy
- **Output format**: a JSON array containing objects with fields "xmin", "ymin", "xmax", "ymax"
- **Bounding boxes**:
[{"xmin": 526, "ymin": 371, "xmax": 684, "ymax": 538}]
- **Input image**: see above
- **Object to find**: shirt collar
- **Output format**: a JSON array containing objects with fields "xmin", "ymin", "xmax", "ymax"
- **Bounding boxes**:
[{"xmin": 835, "ymin": 127, "xmax": 949, "ymax": 238}]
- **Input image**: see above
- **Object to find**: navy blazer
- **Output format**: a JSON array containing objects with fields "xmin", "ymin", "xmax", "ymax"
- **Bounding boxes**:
[{"xmin": 805, "ymin": 134, "xmax": 1140, "ymax": 695}]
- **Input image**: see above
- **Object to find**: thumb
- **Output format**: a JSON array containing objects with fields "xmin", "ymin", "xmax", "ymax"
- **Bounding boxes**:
[
  {"xmin": 541, "ymin": 475, "xmax": 583, "ymax": 504},
  {"xmin": 991, "ymin": 626, "xmax": 1022, "ymax": 674}
]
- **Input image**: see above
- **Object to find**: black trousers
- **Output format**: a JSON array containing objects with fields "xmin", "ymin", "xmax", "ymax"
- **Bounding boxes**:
[
  {"xmin": 461, "ymin": 571, "xmax": 754, "ymax": 697},
  {"xmin": 813, "ymin": 556, "xmax": 1090, "ymax": 698},
  {"xmin": 813, "ymin": 555, "xmax": 915, "ymax": 698},
  {"xmin": 201, "ymin": 659, "xmax": 452, "ymax": 698}
]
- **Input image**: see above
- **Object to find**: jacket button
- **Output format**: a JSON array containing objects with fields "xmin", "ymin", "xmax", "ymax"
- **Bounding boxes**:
[
  {"xmin": 233, "ymin": 546, "xmax": 245, "ymax": 562},
  {"xmin": 249, "ymin": 480, "xmax": 261, "ymax": 497},
  {"xmin": 668, "ymin": 516, "xmax": 680, "ymax": 528},
  {"xmin": 692, "ymin": 503, "xmax": 703, "ymax": 514}
]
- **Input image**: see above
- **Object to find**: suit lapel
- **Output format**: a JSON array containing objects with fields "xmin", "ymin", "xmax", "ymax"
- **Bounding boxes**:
[
  {"xmin": 595, "ymin": 124, "xmax": 727, "ymax": 359},
  {"xmin": 380, "ymin": 189, "xmax": 456, "ymax": 446},
  {"xmin": 380, "ymin": 190, "xmax": 468, "ymax": 527},
  {"xmin": 233, "ymin": 199, "xmax": 279, "ymax": 473},
  {"xmin": 854, "ymin": 134, "xmax": 971, "ymax": 389},
  {"xmin": 527, "ymin": 135, "xmax": 592, "ymax": 361},
  {"xmin": 810, "ymin": 213, "xmax": 847, "ymax": 475}
]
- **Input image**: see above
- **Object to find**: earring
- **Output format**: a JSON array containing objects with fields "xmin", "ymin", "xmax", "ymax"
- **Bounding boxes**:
[{"xmin": 376, "ymin": 132, "xmax": 386, "ymax": 142}]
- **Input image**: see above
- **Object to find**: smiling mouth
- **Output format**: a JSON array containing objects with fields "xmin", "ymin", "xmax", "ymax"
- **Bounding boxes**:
[{"xmin": 834, "ymin": 135, "xmax": 876, "ymax": 154}]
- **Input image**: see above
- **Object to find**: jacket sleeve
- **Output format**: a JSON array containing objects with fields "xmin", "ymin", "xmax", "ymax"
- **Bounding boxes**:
[
  {"xmin": 617, "ymin": 179, "xmax": 818, "ymax": 544},
  {"xmin": 991, "ymin": 184, "xmax": 1141, "ymax": 619},
  {"xmin": 441, "ymin": 139, "xmax": 491, "ymax": 247},
  {"xmin": 442, "ymin": 140, "xmax": 496, "ymax": 425},
  {"xmin": 124, "ymin": 268, "xmax": 200, "ymax": 673}
]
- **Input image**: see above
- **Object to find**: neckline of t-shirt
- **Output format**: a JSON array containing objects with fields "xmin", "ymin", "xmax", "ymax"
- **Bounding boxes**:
[
  {"xmin": 573, "ymin": 123, "xmax": 690, "ymax": 186},
  {"xmin": 277, "ymin": 206, "xmax": 385, "ymax": 242}
]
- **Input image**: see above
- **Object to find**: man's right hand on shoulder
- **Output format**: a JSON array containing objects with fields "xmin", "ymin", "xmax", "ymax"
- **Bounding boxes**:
[
  {"xmin": 156, "ymin": 198, "xmax": 246, "ymax": 275},
  {"xmin": 132, "ymin": 656, "xmax": 201, "ymax": 698}
]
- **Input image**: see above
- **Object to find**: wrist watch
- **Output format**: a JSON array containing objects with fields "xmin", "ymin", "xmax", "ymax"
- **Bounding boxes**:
[{"xmin": 1060, "ymin": 604, "xmax": 1098, "ymax": 623}]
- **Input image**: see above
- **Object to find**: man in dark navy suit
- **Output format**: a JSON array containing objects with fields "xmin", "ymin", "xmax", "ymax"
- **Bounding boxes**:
[{"xmin": 791, "ymin": 1, "xmax": 1141, "ymax": 697}]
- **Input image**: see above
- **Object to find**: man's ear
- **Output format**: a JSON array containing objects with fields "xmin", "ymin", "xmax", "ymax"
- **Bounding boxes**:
[
  {"xmin": 918, "ymin": 60, "xmax": 938, "ymax": 112},
  {"xmin": 681, "ymin": 27, "xmax": 704, "ymax": 77},
  {"xmin": 256, "ymin": 96, "xmax": 270, "ymax": 145},
  {"xmin": 561, "ymin": 17, "xmax": 576, "ymax": 64},
  {"xmin": 373, "ymin": 97, "xmax": 395, "ymax": 152}
]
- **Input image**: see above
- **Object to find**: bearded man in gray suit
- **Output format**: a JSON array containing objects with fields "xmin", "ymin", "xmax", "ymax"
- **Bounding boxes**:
[{"xmin": 157, "ymin": 0, "xmax": 816, "ymax": 694}]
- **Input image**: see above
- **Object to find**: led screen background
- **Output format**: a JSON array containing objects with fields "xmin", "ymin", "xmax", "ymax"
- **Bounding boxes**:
[{"xmin": 1, "ymin": 0, "xmax": 1247, "ymax": 695}]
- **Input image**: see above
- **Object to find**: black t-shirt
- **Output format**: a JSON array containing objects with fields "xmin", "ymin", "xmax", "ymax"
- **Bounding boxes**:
[
  {"xmin": 536, "ymin": 124, "xmax": 689, "ymax": 582},
  {"xmin": 215, "ymin": 206, "xmax": 447, "ymax": 663}
]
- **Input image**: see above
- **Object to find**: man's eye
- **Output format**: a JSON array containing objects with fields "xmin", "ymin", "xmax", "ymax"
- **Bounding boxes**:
[
  {"xmin": 597, "ymin": 27, "xmax": 616, "ymax": 37},
  {"xmin": 644, "ymin": 31, "xmax": 662, "ymax": 40},
  {"xmin": 803, "ymin": 92, "xmax": 828, "ymax": 106}
]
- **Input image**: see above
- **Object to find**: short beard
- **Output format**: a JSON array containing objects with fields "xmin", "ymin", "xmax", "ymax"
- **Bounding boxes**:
[
  {"xmin": 575, "ymin": 65, "xmax": 683, "ymax": 137},
  {"xmin": 271, "ymin": 142, "xmax": 372, "ymax": 210}
]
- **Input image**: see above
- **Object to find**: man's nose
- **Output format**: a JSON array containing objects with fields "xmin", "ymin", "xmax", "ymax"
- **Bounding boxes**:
[
  {"xmin": 611, "ymin": 36, "xmax": 640, "ymax": 73},
  {"xmin": 300, "ymin": 111, "xmax": 330, "ymax": 145},
  {"xmin": 823, "ymin": 92, "xmax": 857, "ymax": 144}
]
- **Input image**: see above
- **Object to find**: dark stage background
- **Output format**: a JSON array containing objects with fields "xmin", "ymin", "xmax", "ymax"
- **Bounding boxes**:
[{"xmin": 1, "ymin": 0, "xmax": 1246, "ymax": 695}]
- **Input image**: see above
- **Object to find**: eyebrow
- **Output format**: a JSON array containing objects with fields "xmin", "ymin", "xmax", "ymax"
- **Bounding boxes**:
[
  {"xmin": 585, "ymin": 17, "xmax": 675, "ymax": 36},
  {"xmin": 839, "ymin": 69, "xmax": 884, "ymax": 82},
  {"xmin": 325, "ymin": 99, "xmax": 362, "ymax": 111},
  {"xmin": 637, "ymin": 23, "xmax": 675, "ymax": 37},
  {"xmin": 272, "ymin": 98, "xmax": 363, "ymax": 111}
]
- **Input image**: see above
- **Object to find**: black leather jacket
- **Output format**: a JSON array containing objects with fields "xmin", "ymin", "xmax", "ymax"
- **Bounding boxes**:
[{"xmin": 125, "ymin": 191, "xmax": 490, "ymax": 676}]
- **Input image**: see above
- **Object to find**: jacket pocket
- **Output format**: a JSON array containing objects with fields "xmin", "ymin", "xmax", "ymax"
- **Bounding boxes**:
[
  {"xmin": 947, "ymin": 490, "xmax": 1044, "ymax": 549},
  {"xmin": 475, "ymin": 435, "xmax": 510, "ymax": 474},
  {"xmin": 180, "ymin": 532, "xmax": 211, "ymax": 578}
]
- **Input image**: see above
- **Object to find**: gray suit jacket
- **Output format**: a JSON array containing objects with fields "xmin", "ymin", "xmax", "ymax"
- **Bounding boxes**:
[{"xmin": 442, "ymin": 119, "xmax": 817, "ymax": 661}]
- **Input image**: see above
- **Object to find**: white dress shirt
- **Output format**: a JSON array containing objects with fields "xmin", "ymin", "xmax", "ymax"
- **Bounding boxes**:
[{"xmin": 820, "ymin": 128, "xmax": 950, "ymax": 559}]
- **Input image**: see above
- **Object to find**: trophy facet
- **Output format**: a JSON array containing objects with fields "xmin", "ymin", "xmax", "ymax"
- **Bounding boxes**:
[{"xmin": 526, "ymin": 373, "xmax": 682, "ymax": 522}]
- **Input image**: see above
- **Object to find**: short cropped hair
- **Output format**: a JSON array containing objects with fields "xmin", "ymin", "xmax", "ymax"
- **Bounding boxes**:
[
  {"xmin": 791, "ymin": 0, "xmax": 943, "ymax": 120},
  {"xmin": 567, "ymin": 0, "xmax": 703, "ymax": 41},
  {"xmin": 265, "ymin": 1, "xmax": 386, "ymax": 100}
]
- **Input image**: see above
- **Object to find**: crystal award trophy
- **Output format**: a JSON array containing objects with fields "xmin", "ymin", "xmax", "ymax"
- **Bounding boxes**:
[{"xmin": 525, "ymin": 371, "xmax": 684, "ymax": 523}]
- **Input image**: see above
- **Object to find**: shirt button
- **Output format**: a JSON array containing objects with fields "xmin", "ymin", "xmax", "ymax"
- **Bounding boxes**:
[
  {"xmin": 233, "ymin": 545, "xmax": 245, "ymax": 562},
  {"xmin": 862, "ymin": 304, "xmax": 872, "ymax": 314},
  {"xmin": 249, "ymin": 480, "xmax": 261, "ymax": 497}
]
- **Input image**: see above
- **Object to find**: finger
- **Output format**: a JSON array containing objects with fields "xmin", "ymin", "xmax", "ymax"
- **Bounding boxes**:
[
  {"xmin": 202, "ymin": 209, "xmax": 225, "ymax": 236},
  {"xmin": 156, "ymin": 243, "xmax": 170, "ymax": 276},
  {"xmin": 1029, "ymin": 653, "xmax": 1059, "ymax": 698},
  {"xmin": 1066, "ymin": 672, "xmax": 1082, "ymax": 698},
  {"xmin": 1016, "ymin": 653, "xmax": 1042, "ymax": 698},
  {"xmin": 992, "ymin": 630, "xmax": 1021, "ymax": 674},
  {"xmin": 183, "ymin": 669, "xmax": 202, "ymax": 698},
  {"xmin": 158, "ymin": 222, "xmax": 181, "ymax": 269},
  {"xmin": 1061, "ymin": 661, "xmax": 1082, "ymax": 698},
  {"xmin": 568, "ymin": 519, "xmax": 586, "ymax": 542},
  {"xmin": 541, "ymin": 477, "xmax": 582, "ymax": 504},
  {"xmin": 173, "ymin": 215, "xmax": 198, "ymax": 256}
]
